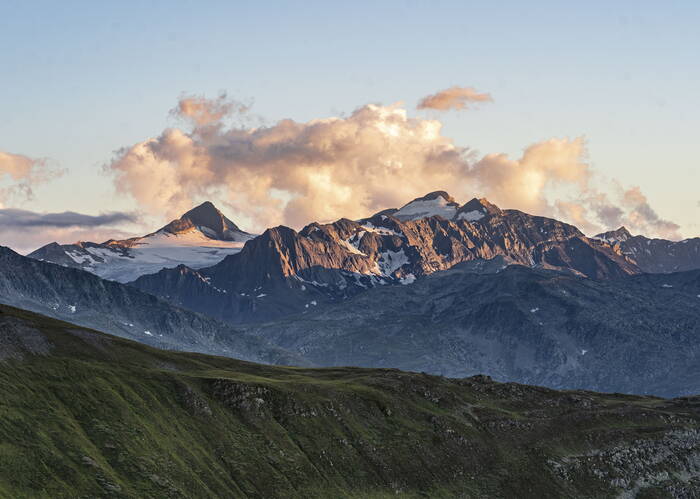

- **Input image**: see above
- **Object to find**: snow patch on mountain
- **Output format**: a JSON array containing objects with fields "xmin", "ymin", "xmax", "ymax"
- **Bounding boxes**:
[
  {"xmin": 377, "ymin": 249, "xmax": 409, "ymax": 275},
  {"xmin": 394, "ymin": 195, "xmax": 458, "ymax": 221},
  {"xmin": 400, "ymin": 273, "xmax": 416, "ymax": 285},
  {"xmin": 361, "ymin": 222, "xmax": 402, "ymax": 237},
  {"xmin": 458, "ymin": 210, "xmax": 486, "ymax": 222},
  {"xmin": 340, "ymin": 235, "xmax": 367, "ymax": 256},
  {"xmin": 71, "ymin": 236, "xmax": 246, "ymax": 282}
]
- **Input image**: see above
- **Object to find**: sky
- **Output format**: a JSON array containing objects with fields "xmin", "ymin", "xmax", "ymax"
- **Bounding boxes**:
[{"xmin": 0, "ymin": 0, "xmax": 698, "ymax": 252}]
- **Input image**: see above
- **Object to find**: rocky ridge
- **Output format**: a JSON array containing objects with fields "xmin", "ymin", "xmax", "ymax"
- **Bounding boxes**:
[
  {"xmin": 595, "ymin": 226, "xmax": 700, "ymax": 273},
  {"xmin": 132, "ymin": 192, "xmax": 639, "ymax": 324}
]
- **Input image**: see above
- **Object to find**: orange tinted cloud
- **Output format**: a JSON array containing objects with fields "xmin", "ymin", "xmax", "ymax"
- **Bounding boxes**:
[
  {"xmin": 106, "ymin": 96, "xmax": 680, "ymax": 239},
  {"xmin": 417, "ymin": 86, "xmax": 493, "ymax": 111},
  {"xmin": 0, "ymin": 150, "xmax": 62, "ymax": 206},
  {"xmin": 172, "ymin": 93, "xmax": 249, "ymax": 127},
  {"xmin": 109, "ymin": 101, "xmax": 470, "ymax": 229}
]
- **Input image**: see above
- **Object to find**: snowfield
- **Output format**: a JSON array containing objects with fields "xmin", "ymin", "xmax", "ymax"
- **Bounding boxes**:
[
  {"xmin": 57, "ymin": 227, "xmax": 253, "ymax": 283},
  {"xmin": 393, "ymin": 196, "xmax": 458, "ymax": 221}
]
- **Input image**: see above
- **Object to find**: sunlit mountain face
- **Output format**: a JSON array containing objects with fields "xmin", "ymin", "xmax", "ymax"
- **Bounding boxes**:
[{"xmin": 128, "ymin": 190, "xmax": 639, "ymax": 324}]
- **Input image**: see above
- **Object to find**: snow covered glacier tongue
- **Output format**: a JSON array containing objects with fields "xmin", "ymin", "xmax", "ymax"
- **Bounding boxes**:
[{"xmin": 27, "ymin": 201, "xmax": 255, "ymax": 282}]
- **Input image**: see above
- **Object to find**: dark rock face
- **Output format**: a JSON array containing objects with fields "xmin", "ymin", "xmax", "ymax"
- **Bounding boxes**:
[
  {"xmin": 26, "ymin": 241, "xmax": 84, "ymax": 267},
  {"xmin": 131, "ymin": 198, "xmax": 640, "ymax": 324},
  {"xmin": 0, "ymin": 246, "xmax": 298, "ymax": 365},
  {"xmin": 456, "ymin": 197, "xmax": 502, "ymax": 219},
  {"xmin": 157, "ymin": 200, "xmax": 248, "ymax": 240},
  {"xmin": 595, "ymin": 226, "xmax": 700, "ymax": 273},
  {"xmin": 245, "ymin": 263, "xmax": 700, "ymax": 398}
]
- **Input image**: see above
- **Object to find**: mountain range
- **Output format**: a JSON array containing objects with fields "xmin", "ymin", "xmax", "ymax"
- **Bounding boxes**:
[
  {"xmin": 4, "ymin": 189, "xmax": 700, "ymax": 495},
  {"xmin": 10, "ymin": 191, "xmax": 700, "ymax": 399},
  {"xmin": 129, "ymin": 192, "xmax": 641, "ymax": 324}
]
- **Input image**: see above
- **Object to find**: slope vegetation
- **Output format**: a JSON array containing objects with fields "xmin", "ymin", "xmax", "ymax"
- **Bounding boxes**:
[{"xmin": 1, "ymin": 305, "xmax": 699, "ymax": 498}]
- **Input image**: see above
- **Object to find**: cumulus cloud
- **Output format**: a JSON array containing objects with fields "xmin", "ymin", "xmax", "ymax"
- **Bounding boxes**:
[
  {"xmin": 106, "ymin": 95, "xmax": 680, "ymax": 239},
  {"xmin": 620, "ymin": 187, "xmax": 681, "ymax": 239},
  {"xmin": 109, "ymin": 99, "xmax": 470, "ymax": 229},
  {"xmin": 469, "ymin": 138, "xmax": 590, "ymax": 216},
  {"xmin": 417, "ymin": 86, "xmax": 493, "ymax": 111},
  {"xmin": 0, "ymin": 150, "xmax": 61, "ymax": 205},
  {"xmin": 0, "ymin": 209, "xmax": 137, "ymax": 229}
]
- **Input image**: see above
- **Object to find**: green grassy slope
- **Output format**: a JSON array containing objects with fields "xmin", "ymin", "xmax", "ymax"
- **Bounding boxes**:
[{"xmin": 0, "ymin": 304, "xmax": 698, "ymax": 498}]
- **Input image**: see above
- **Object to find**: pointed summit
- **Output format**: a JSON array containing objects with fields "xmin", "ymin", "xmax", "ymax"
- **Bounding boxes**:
[
  {"xmin": 393, "ymin": 191, "xmax": 460, "ymax": 221},
  {"xmin": 456, "ymin": 198, "xmax": 501, "ymax": 222},
  {"xmin": 411, "ymin": 191, "xmax": 458, "ymax": 204},
  {"xmin": 181, "ymin": 201, "xmax": 241, "ymax": 232},
  {"xmin": 594, "ymin": 226, "xmax": 633, "ymax": 244},
  {"xmin": 159, "ymin": 202, "xmax": 248, "ymax": 241}
]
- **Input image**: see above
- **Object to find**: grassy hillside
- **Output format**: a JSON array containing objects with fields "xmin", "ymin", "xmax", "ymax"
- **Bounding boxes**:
[{"xmin": 0, "ymin": 304, "xmax": 699, "ymax": 498}]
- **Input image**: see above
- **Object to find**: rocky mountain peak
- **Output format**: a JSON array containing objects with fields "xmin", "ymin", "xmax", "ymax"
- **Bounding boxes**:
[
  {"xmin": 393, "ymin": 191, "xmax": 460, "ymax": 221},
  {"xmin": 456, "ymin": 198, "xmax": 501, "ymax": 222},
  {"xmin": 595, "ymin": 226, "xmax": 633, "ymax": 243},
  {"xmin": 387, "ymin": 192, "xmax": 503, "ymax": 223},
  {"xmin": 159, "ymin": 201, "xmax": 247, "ymax": 241},
  {"xmin": 414, "ymin": 191, "xmax": 458, "ymax": 204}
]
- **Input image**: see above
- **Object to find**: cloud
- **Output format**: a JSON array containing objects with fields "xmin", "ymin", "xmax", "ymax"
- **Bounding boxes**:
[
  {"xmin": 0, "ymin": 209, "xmax": 137, "ymax": 229},
  {"xmin": 108, "ymin": 100, "xmax": 471, "ymax": 229},
  {"xmin": 0, "ymin": 150, "xmax": 62, "ymax": 206},
  {"xmin": 468, "ymin": 137, "xmax": 590, "ymax": 216},
  {"xmin": 171, "ymin": 92, "xmax": 249, "ymax": 127},
  {"xmin": 106, "ymin": 95, "xmax": 680, "ymax": 240},
  {"xmin": 620, "ymin": 187, "xmax": 681, "ymax": 239},
  {"xmin": 417, "ymin": 86, "xmax": 493, "ymax": 111},
  {"xmin": 0, "ymin": 150, "xmax": 106, "ymax": 252},
  {"xmin": 556, "ymin": 186, "xmax": 681, "ymax": 239},
  {"xmin": 591, "ymin": 194, "xmax": 625, "ymax": 229},
  {"xmin": 0, "ymin": 208, "xmax": 139, "ymax": 254}
]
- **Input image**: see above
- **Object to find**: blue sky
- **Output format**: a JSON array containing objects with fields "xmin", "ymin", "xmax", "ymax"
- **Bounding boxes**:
[{"xmin": 1, "ymin": 0, "xmax": 698, "ymax": 248}]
